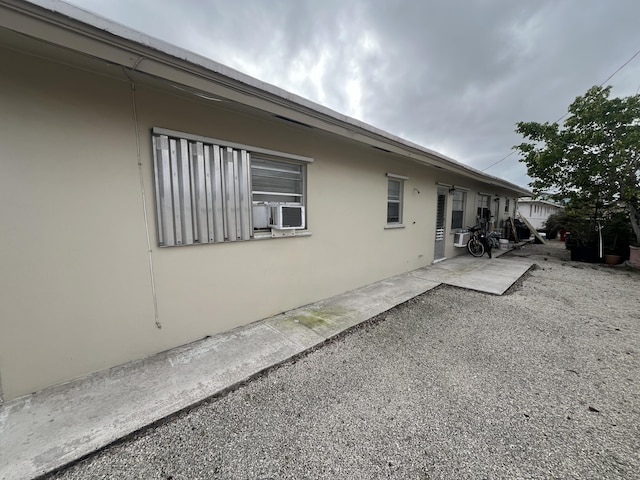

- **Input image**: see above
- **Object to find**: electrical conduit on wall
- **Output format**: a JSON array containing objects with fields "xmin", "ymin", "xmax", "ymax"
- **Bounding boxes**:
[{"xmin": 123, "ymin": 63, "xmax": 162, "ymax": 330}]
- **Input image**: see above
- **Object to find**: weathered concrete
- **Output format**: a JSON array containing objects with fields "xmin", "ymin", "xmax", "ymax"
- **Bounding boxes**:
[
  {"xmin": 411, "ymin": 247, "xmax": 533, "ymax": 295},
  {"xmin": 0, "ymin": 252, "xmax": 533, "ymax": 480}
]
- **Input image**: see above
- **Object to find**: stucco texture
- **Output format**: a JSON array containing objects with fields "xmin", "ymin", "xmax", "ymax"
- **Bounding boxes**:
[{"xmin": 0, "ymin": 46, "xmax": 519, "ymax": 400}]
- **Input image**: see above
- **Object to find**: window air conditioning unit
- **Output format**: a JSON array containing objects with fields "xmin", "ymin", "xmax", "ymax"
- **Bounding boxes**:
[
  {"xmin": 453, "ymin": 232, "xmax": 470, "ymax": 247},
  {"xmin": 269, "ymin": 205, "xmax": 305, "ymax": 229}
]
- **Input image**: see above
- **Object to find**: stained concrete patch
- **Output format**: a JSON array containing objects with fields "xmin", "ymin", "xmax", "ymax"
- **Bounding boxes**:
[{"xmin": 264, "ymin": 315, "xmax": 326, "ymax": 350}]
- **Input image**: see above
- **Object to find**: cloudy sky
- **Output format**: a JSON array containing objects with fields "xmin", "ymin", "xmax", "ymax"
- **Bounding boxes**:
[{"xmin": 65, "ymin": 0, "xmax": 640, "ymax": 188}]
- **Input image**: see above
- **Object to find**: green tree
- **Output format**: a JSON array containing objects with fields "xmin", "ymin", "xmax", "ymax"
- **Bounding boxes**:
[{"xmin": 515, "ymin": 85, "xmax": 640, "ymax": 244}]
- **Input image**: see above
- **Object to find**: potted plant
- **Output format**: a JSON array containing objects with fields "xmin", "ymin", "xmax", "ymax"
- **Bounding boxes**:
[
  {"xmin": 604, "ymin": 246, "xmax": 622, "ymax": 265},
  {"xmin": 602, "ymin": 211, "xmax": 631, "ymax": 265},
  {"xmin": 557, "ymin": 202, "xmax": 600, "ymax": 262},
  {"xmin": 628, "ymin": 200, "xmax": 640, "ymax": 267}
]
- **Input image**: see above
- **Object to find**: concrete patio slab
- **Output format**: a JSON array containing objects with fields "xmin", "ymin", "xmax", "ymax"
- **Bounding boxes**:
[
  {"xmin": 411, "ymin": 255, "xmax": 534, "ymax": 295},
  {"xmin": 0, "ymin": 252, "xmax": 534, "ymax": 480},
  {"xmin": 442, "ymin": 258, "xmax": 533, "ymax": 295}
]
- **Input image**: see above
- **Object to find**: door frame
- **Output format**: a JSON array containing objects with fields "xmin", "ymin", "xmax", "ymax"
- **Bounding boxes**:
[{"xmin": 433, "ymin": 187, "xmax": 448, "ymax": 262}]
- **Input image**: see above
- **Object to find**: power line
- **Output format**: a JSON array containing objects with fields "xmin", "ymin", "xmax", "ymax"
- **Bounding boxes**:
[
  {"xmin": 482, "ymin": 46, "xmax": 640, "ymax": 172},
  {"xmin": 480, "ymin": 151, "xmax": 516, "ymax": 172},
  {"xmin": 599, "ymin": 48, "xmax": 640, "ymax": 86}
]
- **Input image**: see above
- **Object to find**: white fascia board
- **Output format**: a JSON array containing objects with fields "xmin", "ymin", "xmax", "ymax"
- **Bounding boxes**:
[{"xmin": 6, "ymin": 0, "xmax": 532, "ymax": 196}]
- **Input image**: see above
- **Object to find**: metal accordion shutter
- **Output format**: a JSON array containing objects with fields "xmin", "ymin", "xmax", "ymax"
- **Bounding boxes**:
[{"xmin": 152, "ymin": 133, "xmax": 252, "ymax": 246}]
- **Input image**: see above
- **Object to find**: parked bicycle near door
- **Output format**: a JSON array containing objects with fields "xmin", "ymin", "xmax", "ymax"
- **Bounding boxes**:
[{"xmin": 466, "ymin": 225, "xmax": 500, "ymax": 258}]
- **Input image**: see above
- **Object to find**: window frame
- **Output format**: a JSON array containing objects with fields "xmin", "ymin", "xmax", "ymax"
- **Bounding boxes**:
[
  {"xmin": 386, "ymin": 173, "xmax": 408, "ymax": 226},
  {"xmin": 250, "ymin": 156, "xmax": 305, "ymax": 205},
  {"xmin": 250, "ymin": 155, "xmax": 307, "ymax": 232},
  {"xmin": 451, "ymin": 190, "xmax": 467, "ymax": 230},
  {"xmin": 151, "ymin": 127, "xmax": 312, "ymax": 247},
  {"xmin": 476, "ymin": 193, "xmax": 491, "ymax": 228}
]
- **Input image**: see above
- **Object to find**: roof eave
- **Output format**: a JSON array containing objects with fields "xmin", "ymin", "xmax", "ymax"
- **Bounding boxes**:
[{"xmin": 4, "ymin": 0, "xmax": 532, "ymax": 196}]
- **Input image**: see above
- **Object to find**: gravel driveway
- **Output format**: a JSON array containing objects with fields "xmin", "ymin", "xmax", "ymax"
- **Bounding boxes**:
[{"xmin": 49, "ymin": 242, "xmax": 640, "ymax": 480}]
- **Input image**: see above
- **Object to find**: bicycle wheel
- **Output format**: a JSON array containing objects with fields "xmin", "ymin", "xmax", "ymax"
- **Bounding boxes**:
[{"xmin": 467, "ymin": 237, "xmax": 485, "ymax": 257}]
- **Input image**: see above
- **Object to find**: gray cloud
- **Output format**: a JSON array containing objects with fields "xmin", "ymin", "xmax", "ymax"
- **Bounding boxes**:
[{"xmin": 67, "ymin": 0, "xmax": 640, "ymax": 188}]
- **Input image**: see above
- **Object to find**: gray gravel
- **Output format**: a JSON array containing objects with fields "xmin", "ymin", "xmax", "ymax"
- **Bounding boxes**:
[{"xmin": 49, "ymin": 243, "xmax": 640, "ymax": 480}]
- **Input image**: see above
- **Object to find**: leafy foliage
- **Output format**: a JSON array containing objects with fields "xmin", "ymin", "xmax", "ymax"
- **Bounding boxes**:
[
  {"xmin": 515, "ymin": 85, "xmax": 640, "ymax": 244},
  {"xmin": 542, "ymin": 208, "xmax": 588, "ymax": 241}
]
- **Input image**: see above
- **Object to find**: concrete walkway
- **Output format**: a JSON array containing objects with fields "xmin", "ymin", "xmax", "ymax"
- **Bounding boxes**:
[{"xmin": 0, "ymin": 250, "xmax": 534, "ymax": 480}]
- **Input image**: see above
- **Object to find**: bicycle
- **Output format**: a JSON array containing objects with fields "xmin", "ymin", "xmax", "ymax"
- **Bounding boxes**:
[{"xmin": 466, "ymin": 225, "xmax": 500, "ymax": 258}]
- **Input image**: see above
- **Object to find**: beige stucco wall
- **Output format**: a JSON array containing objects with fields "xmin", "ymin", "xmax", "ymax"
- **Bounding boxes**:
[
  {"xmin": 0, "ymin": 46, "xmax": 521, "ymax": 400},
  {"xmin": 0, "ymin": 48, "xmax": 157, "ymax": 400}
]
